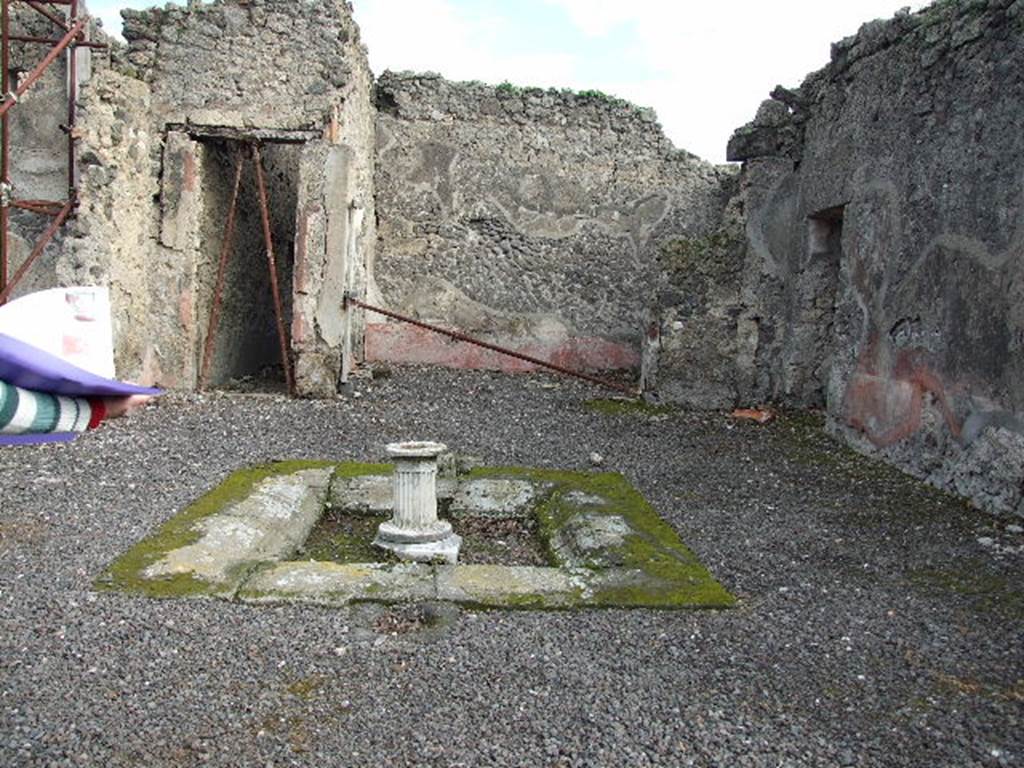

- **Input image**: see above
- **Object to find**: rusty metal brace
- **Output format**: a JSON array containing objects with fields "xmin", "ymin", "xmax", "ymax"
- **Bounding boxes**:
[{"xmin": 346, "ymin": 296, "xmax": 640, "ymax": 397}]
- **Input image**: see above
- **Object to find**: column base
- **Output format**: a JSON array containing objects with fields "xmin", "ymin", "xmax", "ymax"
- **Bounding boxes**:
[
  {"xmin": 373, "ymin": 532, "xmax": 462, "ymax": 565},
  {"xmin": 375, "ymin": 519, "xmax": 453, "ymax": 544}
]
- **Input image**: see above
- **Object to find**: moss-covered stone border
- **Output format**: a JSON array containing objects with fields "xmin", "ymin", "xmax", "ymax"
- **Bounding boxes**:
[
  {"xmin": 469, "ymin": 466, "xmax": 735, "ymax": 607},
  {"xmin": 98, "ymin": 461, "xmax": 736, "ymax": 610},
  {"xmin": 95, "ymin": 461, "xmax": 336, "ymax": 599}
]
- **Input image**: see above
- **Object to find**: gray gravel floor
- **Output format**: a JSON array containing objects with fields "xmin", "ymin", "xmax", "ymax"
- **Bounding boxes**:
[{"xmin": 1, "ymin": 366, "xmax": 1021, "ymax": 768}]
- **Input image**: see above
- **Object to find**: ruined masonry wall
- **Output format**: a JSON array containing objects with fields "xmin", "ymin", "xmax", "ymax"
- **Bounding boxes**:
[
  {"xmin": 372, "ymin": 72, "xmax": 731, "ymax": 372},
  {"xmin": 15, "ymin": 0, "xmax": 1020, "ymax": 524},
  {"xmin": 299, "ymin": 43, "xmax": 377, "ymax": 393},
  {"xmin": 70, "ymin": 0, "xmax": 375, "ymax": 394},
  {"xmin": 120, "ymin": 0, "xmax": 356, "ymax": 131},
  {"xmin": 66, "ymin": 73, "xmax": 162, "ymax": 381},
  {"xmin": 723, "ymin": 0, "xmax": 1024, "ymax": 517}
]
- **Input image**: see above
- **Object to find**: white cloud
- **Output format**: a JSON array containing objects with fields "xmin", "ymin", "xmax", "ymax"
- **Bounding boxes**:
[
  {"xmin": 539, "ymin": 0, "xmax": 931, "ymax": 161},
  {"xmin": 357, "ymin": 0, "xmax": 581, "ymax": 86},
  {"xmin": 539, "ymin": 0, "xmax": 636, "ymax": 38}
]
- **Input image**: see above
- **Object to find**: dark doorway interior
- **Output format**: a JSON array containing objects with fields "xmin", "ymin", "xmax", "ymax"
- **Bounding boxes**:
[
  {"xmin": 803, "ymin": 205, "xmax": 845, "ymax": 404},
  {"xmin": 199, "ymin": 139, "xmax": 301, "ymax": 390}
]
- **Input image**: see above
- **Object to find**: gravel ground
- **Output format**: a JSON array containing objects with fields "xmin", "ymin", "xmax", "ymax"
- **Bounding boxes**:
[{"xmin": 1, "ymin": 366, "xmax": 1021, "ymax": 768}]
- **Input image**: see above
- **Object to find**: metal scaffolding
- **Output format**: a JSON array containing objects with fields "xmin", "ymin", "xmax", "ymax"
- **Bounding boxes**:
[{"xmin": 0, "ymin": 0, "xmax": 103, "ymax": 305}]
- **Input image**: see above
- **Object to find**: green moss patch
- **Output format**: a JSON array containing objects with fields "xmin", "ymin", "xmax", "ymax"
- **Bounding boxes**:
[
  {"xmin": 585, "ymin": 398, "xmax": 674, "ymax": 417},
  {"xmin": 331, "ymin": 461, "xmax": 391, "ymax": 480},
  {"xmin": 469, "ymin": 466, "xmax": 736, "ymax": 608},
  {"xmin": 96, "ymin": 460, "xmax": 335, "ymax": 599},
  {"xmin": 302, "ymin": 514, "xmax": 396, "ymax": 563},
  {"xmin": 932, "ymin": 672, "xmax": 1024, "ymax": 702},
  {"xmin": 660, "ymin": 230, "xmax": 744, "ymax": 274},
  {"xmin": 909, "ymin": 562, "xmax": 1024, "ymax": 618},
  {"xmin": 492, "ymin": 81, "xmax": 632, "ymax": 107},
  {"xmin": 777, "ymin": 411, "xmax": 976, "ymax": 528},
  {"xmin": 286, "ymin": 674, "xmax": 326, "ymax": 700}
]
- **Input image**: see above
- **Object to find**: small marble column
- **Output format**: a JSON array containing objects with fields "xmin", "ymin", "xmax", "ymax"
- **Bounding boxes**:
[{"xmin": 374, "ymin": 441, "xmax": 461, "ymax": 563}]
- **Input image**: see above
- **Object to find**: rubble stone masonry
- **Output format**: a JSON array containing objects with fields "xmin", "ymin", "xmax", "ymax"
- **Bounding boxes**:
[{"xmin": 6, "ymin": 0, "xmax": 1021, "ymax": 517}]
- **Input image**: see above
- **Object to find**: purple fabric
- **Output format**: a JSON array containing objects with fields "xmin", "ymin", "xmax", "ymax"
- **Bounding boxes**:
[
  {"xmin": 0, "ymin": 333, "xmax": 162, "ymax": 397},
  {"xmin": 0, "ymin": 432, "xmax": 78, "ymax": 446},
  {"xmin": 0, "ymin": 333, "xmax": 162, "ymax": 447}
]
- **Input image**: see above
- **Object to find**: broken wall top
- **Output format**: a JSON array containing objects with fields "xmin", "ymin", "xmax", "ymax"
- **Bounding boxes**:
[
  {"xmin": 118, "ymin": 0, "xmax": 367, "ymax": 130},
  {"xmin": 372, "ymin": 70, "xmax": 733, "ymax": 357},
  {"xmin": 728, "ymin": 0, "xmax": 1024, "ymax": 161},
  {"xmin": 377, "ymin": 71, "xmax": 700, "ymax": 163}
]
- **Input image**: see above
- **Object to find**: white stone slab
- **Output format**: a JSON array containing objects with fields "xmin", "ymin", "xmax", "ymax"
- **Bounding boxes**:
[
  {"xmin": 143, "ymin": 468, "xmax": 332, "ymax": 591},
  {"xmin": 448, "ymin": 478, "xmax": 540, "ymax": 518},
  {"xmin": 240, "ymin": 561, "xmax": 436, "ymax": 604}
]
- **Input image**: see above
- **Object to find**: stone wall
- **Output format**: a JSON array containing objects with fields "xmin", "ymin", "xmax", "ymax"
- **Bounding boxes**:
[
  {"xmin": 721, "ymin": 0, "xmax": 1024, "ymax": 516},
  {"xmin": 371, "ymin": 72, "xmax": 731, "ymax": 372},
  {"xmin": 66, "ymin": 0, "xmax": 376, "ymax": 395},
  {"xmin": 66, "ymin": 71, "xmax": 162, "ymax": 381},
  {"xmin": 639, "ymin": 182, "xmax": 754, "ymax": 409},
  {"xmin": 9, "ymin": 0, "xmax": 1021, "ymax": 520}
]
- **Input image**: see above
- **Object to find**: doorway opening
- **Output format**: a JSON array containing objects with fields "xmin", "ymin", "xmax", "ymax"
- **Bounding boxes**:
[
  {"xmin": 802, "ymin": 205, "xmax": 845, "ymax": 404},
  {"xmin": 198, "ymin": 139, "xmax": 301, "ymax": 392}
]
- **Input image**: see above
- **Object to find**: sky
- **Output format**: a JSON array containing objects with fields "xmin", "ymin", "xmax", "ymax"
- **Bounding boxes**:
[{"xmin": 89, "ymin": 0, "xmax": 930, "ymax": 163}]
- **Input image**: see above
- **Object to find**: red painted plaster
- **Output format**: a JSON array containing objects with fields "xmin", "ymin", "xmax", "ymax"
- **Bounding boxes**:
[
  {"xmin": 291, "ymin": 313, "xmax": 312, "ymax": 349},
  {"xmin": 365, "ymin": 322, "xmax": 639, "ymax": 373},
  {"xmin": 293, "ymin": 209, "xmax": 311, "ymax": 295},
  {"xmin": 178, "ymin": 288, "xmax": 194, "ymax": 329},
  {"xmin": 182, "ymin": 151, "xmax": 197, "ymax": 192},
  {"xmin": 844, "ymin": 334, "xmax": 961, "ymax": 447}
]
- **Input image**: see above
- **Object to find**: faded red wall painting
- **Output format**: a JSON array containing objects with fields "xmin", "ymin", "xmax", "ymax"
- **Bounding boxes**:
[{"xmin": 844, "ymin": 334, "xmax": 961, "ymax": 448}]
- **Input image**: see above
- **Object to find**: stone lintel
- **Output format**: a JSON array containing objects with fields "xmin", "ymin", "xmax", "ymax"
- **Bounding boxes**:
[{"xmin": 166, "ymin": 123, "xmax": 321, "ymax": 144}]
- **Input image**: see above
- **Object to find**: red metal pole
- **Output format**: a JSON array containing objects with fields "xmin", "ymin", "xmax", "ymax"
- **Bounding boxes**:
[
  {"xmin": 66, "ymin": 0, "xmax": 77, "ymax": 204},
  {"xmin": 7, "ymin": 34, "xmax": 104, "ymax": 48},
  {"xmin": 0, "ymin": 198, "xmax": 73, "ymax": 304},
  {"xmin": 24, "ymin": 1, "xmax": 70, "ymax": 31},
  {"xmin": 0, "ymin": 16, "xmax": 86, "ymax": 119},
  {"xmin": 347, "ymin": 297, "xmax": 640, "ymax": 396},
  {"xmin": 12, "ymin": 198, "xmax": 63, "ymax": 214},
  {"xmin": 251, "ymin": 143, "xmax": 294, "ymax": 395},
  {"xmin": 1, "ymin": 0, "xmax": 10, "ymax": 300},
  {"xmin": 199, "ymin": 152, "xmax": 244, "ymax": 391}
]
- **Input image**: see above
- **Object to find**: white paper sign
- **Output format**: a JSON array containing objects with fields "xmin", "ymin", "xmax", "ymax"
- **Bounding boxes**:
[{"xmin": 0, "ymin": 287, "xmax": 116, "ymax": 378}]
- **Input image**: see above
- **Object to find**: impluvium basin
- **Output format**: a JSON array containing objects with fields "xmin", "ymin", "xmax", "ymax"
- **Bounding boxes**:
[{"xmin": 98, "ymin": 458, "xmax": 736, "ymax": 610}]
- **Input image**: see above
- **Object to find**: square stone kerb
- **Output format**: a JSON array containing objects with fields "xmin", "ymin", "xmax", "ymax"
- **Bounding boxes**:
[{"xmin": 101, "ymin": 462, "xmax": 736, "ymax": 610}]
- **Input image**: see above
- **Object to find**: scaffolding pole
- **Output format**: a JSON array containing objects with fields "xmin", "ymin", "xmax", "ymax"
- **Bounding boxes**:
[{"xmin": 0, "ymin": 0, "xmax": 102, "ymax": 304}]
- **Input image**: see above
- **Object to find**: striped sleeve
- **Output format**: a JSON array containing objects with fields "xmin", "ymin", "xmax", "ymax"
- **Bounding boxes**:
[{"xmin": 0, "ymin": 380, "xmax": 97, "ymax": 435}]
